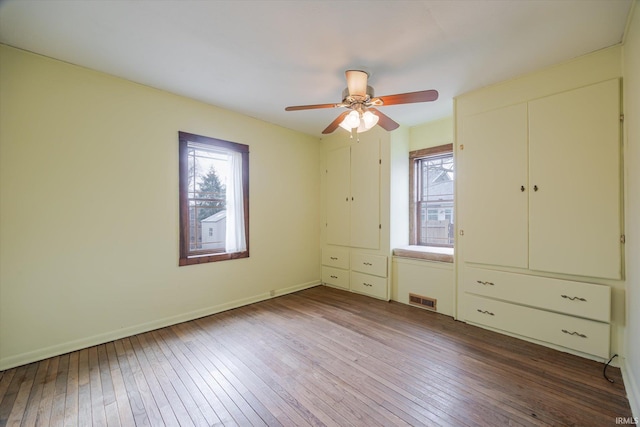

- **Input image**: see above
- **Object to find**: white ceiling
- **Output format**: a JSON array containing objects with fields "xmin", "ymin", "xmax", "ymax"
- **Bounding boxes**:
[{"xmin": 0, "ymin": 0, "xmax": 633, "ymax": 137}]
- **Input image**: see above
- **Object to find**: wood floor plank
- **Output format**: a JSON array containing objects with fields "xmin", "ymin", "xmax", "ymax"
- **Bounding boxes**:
[
  {"xmin": 0, "ymin": 285, "xmax": 633, "ymax": 427},
  {"xmin": 104, "ymin": 341, "xmax": 135, "ymax": 427}
]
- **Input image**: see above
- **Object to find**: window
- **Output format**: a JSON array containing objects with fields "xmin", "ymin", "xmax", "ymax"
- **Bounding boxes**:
[
  {"xmin": 410, "ymin": 144, "xmax": 454, "ymax": 247},
  {"xmin": 179, "ymin": 131, "xmax": 249, "ymax": 265}
]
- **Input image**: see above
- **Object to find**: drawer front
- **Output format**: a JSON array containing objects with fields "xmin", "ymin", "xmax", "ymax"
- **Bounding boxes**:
[
  {"xmin": 351, "ymin": 253, "xmax": 387, "ymax": 277},
  {"xmin": 322, "ymin": 266, "xmax": 349, "ymax": 289},
  {"xmin": 462, "ymin": 267, "xmax": 610, "ymax": 322},
  {"xmin": 463, "ymin": 294, "xmax": 610, "ymax": 359},
  {"xmin": 351, "ymin": 272, "xmax": 388, "ymax": 300},
  {"xmin": 322, "ymin": 247, "xmax": 349, "ymax": 269}
]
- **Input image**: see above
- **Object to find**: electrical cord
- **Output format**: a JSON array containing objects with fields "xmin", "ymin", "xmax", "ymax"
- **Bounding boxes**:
[{"xmin": 604, "ymin": 353, "xmax": 618, "ymax": 383}]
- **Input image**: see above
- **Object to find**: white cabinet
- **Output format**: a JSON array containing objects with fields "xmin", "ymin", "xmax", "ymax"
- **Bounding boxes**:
[
  {"xmin": 459, "ymin": 79, "xmax": 622, "ymax": 279},
  {"xmin": 322, "ymin": 130, "xmax": 389, "ymax": 301},
  {"xmin": 326, "ymin": 141, "xmax": 380, "ymax": 250},
  {"xmin": 528, "ymin": 79, "xmax": 621, "ymax": 279},
  {"xmin": 321, "ymin": 248, "xmax": 389, "ymax": 300},
  {"xmin": 460, "ymin": 103, "xmax": 529, "ymax": 269},
  {"xmin": 321, "ymin": 247, "xmax": 350, "ymax": 289},
  {"xmin": 460, "ymin": 267, "xmax": 611, "ymax": 358}
]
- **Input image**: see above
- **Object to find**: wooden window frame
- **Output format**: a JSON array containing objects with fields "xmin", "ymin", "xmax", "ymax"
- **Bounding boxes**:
[
  {"xmin": 409, "ymin": 143, "xmax": 454, "ymax": 247},
  {"xmin": 178, "ymin": 131, "xmax": 249, "ymax": 266}
]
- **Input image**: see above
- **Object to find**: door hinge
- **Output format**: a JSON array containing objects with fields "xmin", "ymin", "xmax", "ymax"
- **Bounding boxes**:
[
  {"xmin": 379, "ymin": 224, "xmax": 382, "ymax": 229},
  {"xmin": 621, "ymin": 234, "xmax": 626, "ymax": 243},
  {"xmin": 459, "ymin": 229, "xmax": 464, "ymax": 236},
  {"xmin": 620, "ymin": 114, "xmax": 624, "ymax": 122},
  {"xmin": 459, "ymin": 144, "xmax": 464, "ymax": 150},
  {"xmin": 379, "ymin": 159, "xmax": 382, "ymax": 164}
]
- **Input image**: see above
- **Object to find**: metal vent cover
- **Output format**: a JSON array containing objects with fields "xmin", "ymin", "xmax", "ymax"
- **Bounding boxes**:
[{"xmin": 409, "ymin": 293, "xmax": 437, "ymax": 311}]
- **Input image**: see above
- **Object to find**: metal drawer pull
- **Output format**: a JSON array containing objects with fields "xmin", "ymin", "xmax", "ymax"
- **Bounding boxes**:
[
  {"xmin": 330, "ymin": 256, "xmax": 338, "ymax": 260},
  {"xmin": 562, "ymin": 329, "xmax": 587, "ymax": 338},
  {"xmin": 476, "ymin": 280, "xmax": 495, "ymax": 286},
  {"xmin": 561, "ymin": 295, "xmax": 587, "ymax": 302},
  {"xmin": 477, "ymin": 309, "xmax": 494, "ymax": 316},
  {"xmin": 363, "ymin": 262, "xmax": 373, "ymax": 266},
  {"xmin": 363, "ymin": 282, "xmax": 373, "ymax": 287},
  {"xmin": 330, "ymin": 275, "xmax": 338, "ymax": 279}
]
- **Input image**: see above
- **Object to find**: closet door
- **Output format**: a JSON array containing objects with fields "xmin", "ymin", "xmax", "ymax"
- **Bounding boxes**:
[
  {"xmin": 350, "ymin": 139, "xmax": 380, "ymax": 249},
  {"xmin": 528, "ymin": 79, "xmax": 621, "ymax": 279},
  {"xmin": 460, "ymin": 103, "xmax": 529, "ymax": 268},
  {"xmin": 326, "ymin": 146, "xmax": 351, "ymax": 246}
]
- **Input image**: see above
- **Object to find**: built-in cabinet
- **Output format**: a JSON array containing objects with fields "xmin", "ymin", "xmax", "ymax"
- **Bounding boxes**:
[
  {"xmin": 457, "ymin": 78, "xmax": 622, "ymax": 360},
  {"xmin": 459, "ymin": 78, "xmax": 621, "ymax": 279},
  {"xmin": 322, "ymin": 129, "xmax": 390, "ymax": 300},
  {"xmin": 326, "ymin": 141, "xmax": 380, "ymax": 249}
]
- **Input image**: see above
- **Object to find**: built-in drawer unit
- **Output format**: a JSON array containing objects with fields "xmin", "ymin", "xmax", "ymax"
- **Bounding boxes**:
[
  {"xmin": 462, "ymin": 267, "xmax": 610, "ymax": 322},
  {"xmin": 351, "ymin": 271, "xmax": 388, "ymax": 300},
  {"xmin": 322, "ymin": 247, "xmax": 350, "ymax": 270},
  {"xmin": 463, "ymin": 293, "xmax": 610, "ymax": 359},
  {"xmin": 351, "ymin": 253, "xmax": 387, "ymax": 277},
  {"xmin": 321, "ymin": 266, "xmax": 349, "ymax": 290}
]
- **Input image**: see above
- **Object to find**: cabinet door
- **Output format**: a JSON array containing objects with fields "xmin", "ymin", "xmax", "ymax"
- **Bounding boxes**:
[
  {"xmin": 326, "ymin": 146, "xmax": 350, "ymax": 246},
  {"xmin": 460, "ymin": 103, "xmax": 529, "ymax": 268},
  {"xmin": 350, "ymin": 139, "xmax": 380, "ymax": 249},
  {"xmin": 528, "ymin": 79, "xmax": 621, "ymax": 279}
]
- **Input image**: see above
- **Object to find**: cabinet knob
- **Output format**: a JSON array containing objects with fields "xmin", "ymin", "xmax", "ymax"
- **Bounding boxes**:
[
  {"xmin": 521, "ymin": 185, "xmax": 525, "ymax": 192},
  {"xmin": 534, "ymin": 185, "xmax": 539, "ymax": 192}
]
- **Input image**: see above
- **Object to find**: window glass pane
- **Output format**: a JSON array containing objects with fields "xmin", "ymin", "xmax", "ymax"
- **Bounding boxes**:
[
  {"xmin": 416, "ymin": 152, "xmax": 454, "ymax": 246},
  {"xmin": 187, "ymin": 145, "xmax": 229, "ymax": 252}
]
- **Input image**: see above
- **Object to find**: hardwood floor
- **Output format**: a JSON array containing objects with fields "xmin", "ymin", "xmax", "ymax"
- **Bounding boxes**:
[{"xmin": 0, "ymin": 285, "xmax": 632, "ymax": 426}]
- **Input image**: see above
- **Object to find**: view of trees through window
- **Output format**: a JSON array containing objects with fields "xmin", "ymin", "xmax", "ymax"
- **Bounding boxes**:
[
  {"xmin": 187, "ymin": 148, "xmax": 228, "ymax": 252},
  {"xmin": 413, "ymin": 147, "xmax": 454, "ymax": 247},
  {"xmin": 179, "ymin": 131, "xmax": 249, "ymax": 266}
]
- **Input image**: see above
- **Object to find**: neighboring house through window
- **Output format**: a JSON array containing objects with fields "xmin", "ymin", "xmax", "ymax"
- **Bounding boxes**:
[
  {"xmin": 410, "ymin": 144, "xmax": 454, "ymax": 247},
  {"xmin": 178, "ymin": 131, "xmax": 249, "ymax": 265}
]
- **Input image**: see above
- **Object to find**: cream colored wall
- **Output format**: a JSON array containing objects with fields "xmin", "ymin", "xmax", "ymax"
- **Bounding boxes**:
[
  {"xmin": 455, "ymin": 45, "xmax": 626, "ymax": 358},
  {"xmin": 622, "ymin": 0, "xmax": 640, "ymax": 417},
  {"xmin": 409, "ymin": 116, "xmax": 453, "ymax": 151},
  {"xmin": 0, "ymin": 45, "xmax": 321, "ymax": 370}
]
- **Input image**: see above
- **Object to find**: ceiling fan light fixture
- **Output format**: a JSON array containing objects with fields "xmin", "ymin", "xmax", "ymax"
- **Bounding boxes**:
[
  {"xmin": 339, "ymin": 110, "xmax": 360, "ymax": 131},
  {"xmin": 339, "ymin": 109, "xmax": 379, "ymax": 133}
]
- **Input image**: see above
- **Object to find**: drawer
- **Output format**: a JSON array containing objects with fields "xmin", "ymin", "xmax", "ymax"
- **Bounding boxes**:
[
  {"xmin": 351, "ymin": 272, "xmax": 388, "ymax": 300},
  {"xmin": 322, "ymin": 247, "xmax": 349, "ymax": 269},
  {"xmin": 322, "ymin": 266, "xmax": 349, "ymax": 289},
  {"xmin": 462, "ymin": 267, "xmax": 610, "ymax": 322},
  {"xmin": 463, "ymin": 294, "xmax": 610, "ymax": 359},
  {"xmin": 351, "ymin": 252, "xmax": 387, "ymax": 277}
]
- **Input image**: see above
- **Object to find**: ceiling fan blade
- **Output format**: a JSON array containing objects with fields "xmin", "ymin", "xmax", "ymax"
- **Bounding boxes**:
[
  {"xmin": 374, "ymin": 89, "xmax": 439, "ymax": 106},
  {"xmin": 322, "ymin": 111, "xmax": 350, "ymax": 134},
  {"xmin": 345, "ymin": 70, "xmax": 369, "ymax": 97},
  {"xmin": 285, "ymin": 103, "xmax": 340, "ymax": 111},
  {"xmin": 369, "ymin": 108, "xmax": 400, "ymax": 131}
]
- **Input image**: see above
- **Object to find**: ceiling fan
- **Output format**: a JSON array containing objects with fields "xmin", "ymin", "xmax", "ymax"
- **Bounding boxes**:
[{"xmin": 285, "ymin": 70, "xmax": 438, "ymax": 134}]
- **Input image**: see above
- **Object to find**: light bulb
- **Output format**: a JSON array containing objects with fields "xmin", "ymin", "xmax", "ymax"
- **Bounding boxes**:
[{"xmin": 362, "ymin": 111, "xmax": 379, "ymax": 129}]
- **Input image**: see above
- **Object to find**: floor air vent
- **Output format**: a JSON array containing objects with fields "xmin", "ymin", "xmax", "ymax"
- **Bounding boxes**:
[{"xmin": 409, "ymin": 293, "xmax": 437, "ymax": 311}]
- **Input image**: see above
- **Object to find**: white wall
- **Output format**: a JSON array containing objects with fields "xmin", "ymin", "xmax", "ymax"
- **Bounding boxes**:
[
  {"xmin": 0, "ymin": 45, "xmax": 322, "ymax": 370},
  {"xmin": 623, "ymin": 0, "xmax": 640, "ymax": 417},
  {"xmin": 409, "ymin": 117, "xmax": 453, "ymax": 151}
]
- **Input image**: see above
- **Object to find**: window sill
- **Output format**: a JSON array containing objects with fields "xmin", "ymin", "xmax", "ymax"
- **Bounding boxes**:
[{"xmin": 392, "ymin": 246, "xmax": 454, "ymax": 263}]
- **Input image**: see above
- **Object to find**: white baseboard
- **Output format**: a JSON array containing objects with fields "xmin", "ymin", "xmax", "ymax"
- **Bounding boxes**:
[
  {"xmin": 622, "ymin": 356, "xmax": 640, "ymax": 419},
  {"xmin": 0, "ymin": 281, "xmax": 320, "ymax": 371}
]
